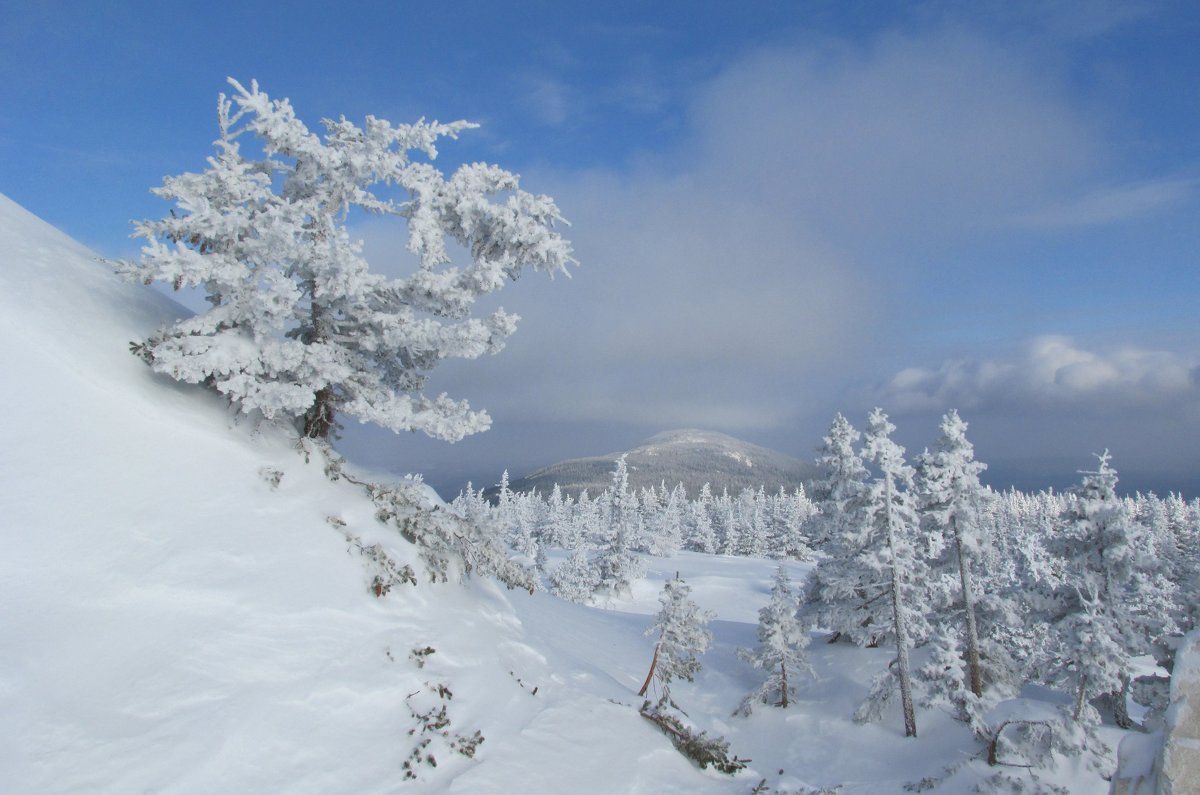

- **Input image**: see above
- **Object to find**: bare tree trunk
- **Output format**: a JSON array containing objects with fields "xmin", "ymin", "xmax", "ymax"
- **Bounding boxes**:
[{"xmin": 638, "ymin": 641, "xmax": 661, "ymax": 697}]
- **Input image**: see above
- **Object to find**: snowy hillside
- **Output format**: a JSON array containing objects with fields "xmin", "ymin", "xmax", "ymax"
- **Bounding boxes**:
[
  {"xmin": 0, "ymin": 193, "xmax": 714, "ymax": 793},
  {"xmin": 0, "ymin": 193, "xmax": 1121, "ymax": 794},
  {"xmin": 506, "ymin": 429, "xmax": 817, "ymax": 499}
]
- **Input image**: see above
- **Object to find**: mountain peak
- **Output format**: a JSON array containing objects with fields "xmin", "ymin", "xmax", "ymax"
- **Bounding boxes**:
[{"xmin": 506, "ymin": 429, "xmax": 813, "ymax": 498}]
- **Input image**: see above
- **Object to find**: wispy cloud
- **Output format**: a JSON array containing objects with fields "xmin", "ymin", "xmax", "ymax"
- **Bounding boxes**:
[
  {"xmin": 1008, "ymin": 178, "xmax": 1195, "ymax": 229},
  {"xmin": 874, "ymin": 335, "xmax": 1200, "ymax": 415},
  {"xmin": 522, "ymin": 75, "xmax": 572, "ymax": 127}
]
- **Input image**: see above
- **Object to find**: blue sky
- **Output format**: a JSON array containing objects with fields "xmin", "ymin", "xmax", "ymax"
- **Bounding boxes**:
[{"xmin": 2, "ymin": 1, "xmax": 1198, "ymax": 496}]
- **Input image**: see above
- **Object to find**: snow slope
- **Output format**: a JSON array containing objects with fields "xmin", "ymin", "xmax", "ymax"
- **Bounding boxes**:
[
  {"xmin": 0, "ymin": 194, "xmax": 1115, "ymax": 793},
  {"xmin": 0, "ymin": 194, "xmax": 724, "ymax": 793}
]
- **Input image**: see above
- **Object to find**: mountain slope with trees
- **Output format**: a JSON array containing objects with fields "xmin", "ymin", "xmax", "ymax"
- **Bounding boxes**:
[
  {"xmin": 505, "ymin": 428, "xmax": 817, "ymax": 498},
  {"xmin": 2, "ymin": 184, "xmax": 1183, "ymax": 792}
]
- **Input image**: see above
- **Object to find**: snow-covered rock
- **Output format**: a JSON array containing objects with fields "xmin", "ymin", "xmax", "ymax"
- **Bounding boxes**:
[{"xmin": 1161, "ymin": 630, "xmax": 1200, "ymax": 794}]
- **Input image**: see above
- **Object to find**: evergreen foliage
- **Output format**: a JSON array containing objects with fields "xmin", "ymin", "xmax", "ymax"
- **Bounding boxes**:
[
  {"xmin": 915, "ymin": 410, "xmax": 990, "ymax": 710},
  {"xmin": 118, "ymin": 78, "xmax": 573, "ymax": 440},
  {"xmin": 858, "ymin": 408, "xmax": 928, "ymax": 737},
  {"xmin": 737, "ymin": 566, "xmax": 813, "ymax": 714},
  {"xmin": 640, "ymin": 574, "xmax": 714, "ymax": 707}
]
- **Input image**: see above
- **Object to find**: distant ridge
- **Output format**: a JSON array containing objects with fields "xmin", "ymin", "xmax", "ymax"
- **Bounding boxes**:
[{"xmin": 503, "ymin": 429, "xmax": 815, "ymax": 498}]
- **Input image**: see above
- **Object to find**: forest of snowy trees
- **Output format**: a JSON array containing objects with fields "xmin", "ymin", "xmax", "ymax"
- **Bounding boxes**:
[
  {"xmin": 101, "ymin": 77, "xmax": 1198, "ymax": 789},
  {"xmin": 455, "ymin": 409, "xmax": 1200, "ymax": 788}
]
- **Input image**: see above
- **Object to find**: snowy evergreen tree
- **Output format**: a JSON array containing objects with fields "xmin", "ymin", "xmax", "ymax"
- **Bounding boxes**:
[
  {"xmin": 118, "ymin": 78, "xmax": 574, "ymax": 440},
  {"xmin": 549, "ymin": 545, "xmax": 599, "ymax": 604},
  {"xmin": 638, "ymin": 574, "xmax": 714, "ymax": 707},
  {"xmin": 651, "ymin": 483, "xmax": 686, "ymax": 557},
  {"xmin": 808, "ymin": 413, "xmax": 871, "ymax": 550},
  {"xmin": 1047, "ymin": 452, "xmax": 1176, "ymax": 730},
  {"xmin": 736, "ymin": 487, "xmax": 769, "ymax": 557},
  {"xmin": 685, "ymin": 485, "xmax": 717, "ymax": 554},
  {"xmin": 915, "ymin": 409, "xmax": 989, "ymax": 700},
  {"xmin": 737, "ymin": 566, "xmax": 813, "ymax": 714},
  {"xmin": 595, "ymin": 456, "xmax": 644, "ymax": 595},
  {"xmin": 769, "ymin": 486, "xmax": 814, "ymax": 561},
  {"xmin": 856, "ymin": 408, "xmax": 929, "ymax": 738},
  {"xmin": 803, "ymin": 415, "xmax": 888, "ymax": 648}
]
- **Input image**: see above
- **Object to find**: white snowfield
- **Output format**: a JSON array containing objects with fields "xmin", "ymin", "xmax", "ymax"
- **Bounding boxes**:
[{"xmin": 0, "ymin": 194, "xmax": 1115, "ymax": 793}]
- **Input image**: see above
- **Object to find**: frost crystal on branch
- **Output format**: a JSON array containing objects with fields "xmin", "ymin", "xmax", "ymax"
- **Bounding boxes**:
[{"xmin": 118, "ymin": 78, "xmax": 574, "ymax": 440}]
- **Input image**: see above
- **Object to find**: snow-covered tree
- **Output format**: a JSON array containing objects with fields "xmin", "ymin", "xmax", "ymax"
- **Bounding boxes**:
[
  {"xmin": 737, "ymin": 566, "xmax": 813, "ymax": 714},
  {"xmin": 769, "ymin": 486, "xmax": 815, "ymax": 561},
  {"xmin": 118, "ymin": 78, "xmax": 574, "ymax": 440},
  {"xmin": 855, "ymin": 408, "xmax": 929, "ymax": 738},
  {"xmin": 1047, "ymin": 452, "xmax": 1176, "ymax": 730},
  {"xmin": 915, "ymin": 410, "xmax": 989, "ymax": 700},
  {"xmin": 650, "ymin": 483, "xmax": 686, "ymax": 557},
  {"xmin": 803, "ymin": 415, "xmax": 888, "ymax": 648},
  {"xmin": 684, "ymin": 485, "xmax": 717, "ymax": 554},
  {"xmin": 549, "ymin": 545, "xmax": 599, "ymax": 604},
  {"xmin": 595, "ymin": 456, "xmax": 644, "ymax": 595},
  {"xmin": 638, "ymin": 574, "xmax": 714, "ymax": 707},
  {"xmin": 808, "ymin": 413, "xmax": 870, "ymax": 550}
]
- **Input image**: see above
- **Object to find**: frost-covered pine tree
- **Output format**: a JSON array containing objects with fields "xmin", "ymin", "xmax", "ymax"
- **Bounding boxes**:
[
  {"xmin": 803, "ymin": 414, "xmax": 886, "ymax": 647},
  {"xmin": 737, "ymin": 566, "xmax": 812, "ymax": 714},
  {"xmin": 808, "ymin": 413, "xmax": 871, "ymax": 550},
  {"xmin": 685, "ymin": 485, "xmax": 717, "ymax": 554},
  {"xmin": 595, "ymin": 456, "xmax": 644, "ymax": 595},
  {"xmin": 638, "ymin": 574, "xmax": 714, "ymax": 707},
  {"xmin": 651, "ymin": 483, "xmax": 686, "ymax": 557},
  {"xmin": 1047, "ymin": 452, "xmax": 1176, "ymax": 730},
  {"xmin": 854, "ymin": 408, "xmax": 929, "ymax": 738},
  {"xmin": 915, "ymin": 410, "xmax": 989, "ymax": 700},
  {"xmin": 118, "ymin": 78, "xmax": 574, "ymax": 440},
  {"xmin": 549, "ymin": 545, "xmax": 599, "ymax": 604},
  {"xmin": 769, "ymin": 486, "xmax": 814, "ymax": 561}
]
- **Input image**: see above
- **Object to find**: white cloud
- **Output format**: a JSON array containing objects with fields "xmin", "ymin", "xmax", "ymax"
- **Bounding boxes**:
[
  {"xmin": 875, "ymin": 335, "xmax": 1200, "ymax": 415},
  {"xmin": 356, "ymin": 29, "xmax": 1177, "ymax": 440},
  {"xmin": 1008, "ymin": 178, "xmax": 1196, "ymax": 229},
  {"xmin": 522, "ymin": 75, "xmax": 571, "ymax": 126},
  {"xmin": 684, "ymin": 31, "xmax": 1100, "ymax": 252}
]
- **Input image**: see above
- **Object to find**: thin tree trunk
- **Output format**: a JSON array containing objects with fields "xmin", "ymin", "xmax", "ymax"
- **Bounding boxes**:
[
  {"xmin": 780, "ymin": 660, "xmax": 789, "ymax": 708},
  {"xmin": 953, "ymin": 516, "xmax": 984, "ymax": 698},
  {"xmin": 1073, "ymin": 673, "xmax": 1089, "ymax": 722},
  {"xmin": 638, "ymin": 641, "xmax": 661, "ymax": 697},
  {"xmin": 884, "ymin": 472, "xmax": 917, "ymax": 738},
  {"xmin": 1113, "ymin": 674, "xmax": 1133, "ymax": 729},
  {"xmin": 302, "ymin": 281, "xmax": 336, "ymax": 439},
  {"xmin": 303, "ymin": 385, "xmax": 336, "ymax": 439}
]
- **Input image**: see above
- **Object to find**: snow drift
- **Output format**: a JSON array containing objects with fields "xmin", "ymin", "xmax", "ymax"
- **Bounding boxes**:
[{"xmin": 0, "ymin": 194, "xmax": 723, "ymax": 793}]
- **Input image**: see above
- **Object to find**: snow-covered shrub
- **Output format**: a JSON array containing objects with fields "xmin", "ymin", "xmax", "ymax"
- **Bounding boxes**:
[
  {"xmin": 319, "ymin": 445, "xmax": 534, "ymax": 591},
  {"xmin": 548, "ymin": 546, "xmax": 599, "ymax": 604},
  {"xmin": 638, "ymin": 701, "xmax": 748, "ymax": 775},
  {"xmin": 371, "ymin": 480, "xmax": 534, "ymax": 592}
]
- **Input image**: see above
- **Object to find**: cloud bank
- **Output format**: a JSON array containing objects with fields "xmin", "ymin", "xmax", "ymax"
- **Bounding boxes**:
[{"xmin": 875, "ymin": 335, "xmax": 1200, "ymax": 416}]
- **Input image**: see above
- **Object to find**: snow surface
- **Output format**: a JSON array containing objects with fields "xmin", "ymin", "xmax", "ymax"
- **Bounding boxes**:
[{"xmin": 0, "ymin": 193, "xmax": 1116, "ymax": 792}]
